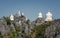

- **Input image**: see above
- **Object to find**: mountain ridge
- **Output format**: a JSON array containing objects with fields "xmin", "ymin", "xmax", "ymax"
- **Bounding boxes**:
[{"xmin": 0, "ymin": 15, "xmax": 60, "ymax": 38}]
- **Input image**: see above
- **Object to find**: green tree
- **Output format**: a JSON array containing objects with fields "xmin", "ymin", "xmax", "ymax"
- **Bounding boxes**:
[
  {"xmin": 4, "ymin": 17, "xmax": 11, "ymax": 25},
  {"xmin": 31, "ymin": 22, "xmax": 51, "ymax": 38},
  {"xmin": 0, "ymin": 32, "xmax": 3, "ymax": 38}
]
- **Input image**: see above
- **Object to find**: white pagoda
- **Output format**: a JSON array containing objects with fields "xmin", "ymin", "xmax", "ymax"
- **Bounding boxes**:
[
  {"xmin": 18, "ymin": 10, "xmax": 21, "ymax": 16},
  {"xmin": 10, "ymin": 14, "xmax": 14, "ymax": 21},
  {"xmin": 18, "ymin": 10, "xmax": 24, "ymax": 16},
  {"xmin": 22, "ymin": 12, "xmax": 24, "ymax": 16},
  {"xmin": 45, "ymin": 11, "xmax": 53, "ymax": 21},
  {"xmin": 38, "ymin": 12, "xmax": 43, "ymax": 18}
]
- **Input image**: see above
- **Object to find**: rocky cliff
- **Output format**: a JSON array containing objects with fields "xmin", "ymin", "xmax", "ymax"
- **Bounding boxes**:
[{"xmin": 0, "ymin": 15, "xmax": 60, "ymax": 38}]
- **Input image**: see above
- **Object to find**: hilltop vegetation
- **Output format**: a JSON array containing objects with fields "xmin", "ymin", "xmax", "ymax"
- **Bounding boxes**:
[{"xmin": 0, "ymin": 15, "xmax": 60, "ymax": 38}]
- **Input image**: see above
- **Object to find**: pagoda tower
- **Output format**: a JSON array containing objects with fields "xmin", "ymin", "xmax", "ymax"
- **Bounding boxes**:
[
  {"xmin": 38, "ymin": 12, "xmax": 43, "ymax": 18},
  {"xmin": 10, "ymin": 14, "xmax": 14, "ymax": 21},
  {"xmin": 45, "ymin": 11, "xmax": 53, "ymax": 21},
  {"xmin": 18, "ymin": 10, "xmax": 21, "ymax": 16}
]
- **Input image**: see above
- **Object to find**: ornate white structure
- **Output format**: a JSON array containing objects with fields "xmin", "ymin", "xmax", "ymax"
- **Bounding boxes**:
[
  {"xmin": 18, "ymin": 10, "xmax": 21, "ymax": 16},
  {"xmin": 38, "ymin": 12, "xmax": 43, "ymax": 18},
  {"xmin": 45, "ymin": 11, "xmax": 53, "ymax": 21},
  {"xmin": 18, "ymin": 10, "xmax": 24, "ymax": 16},
  {"xmin": 22, "ymin": 13, "xmax": 24, "ymax": 16},
  {"xmin": 10, "ymin": 14, "xmax": 14, "ymax": 21}
]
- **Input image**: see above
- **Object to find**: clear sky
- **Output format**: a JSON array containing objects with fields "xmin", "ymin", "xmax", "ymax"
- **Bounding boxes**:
[{"xmin": 0, "ymin": 0, "xmax": 60, "ymax": 21}]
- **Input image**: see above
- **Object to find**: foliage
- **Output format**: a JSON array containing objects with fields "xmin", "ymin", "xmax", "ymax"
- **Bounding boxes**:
[
  {"xmin": 13, "ymin": 23, "xmax": 27, "ymax": 38},
  {"xmin": 0, "ymin": 32, "xmax": 3, "ymax": 38},
  {"xmin": 31, "ymin": 22, "xmax": 51, "ymax": 38},
  {"xmin": 15, "ymin": 26, "xmax": 21, "ymax": 32},
  {"xmin": 7, "ymin": 31, "xmax": 19, "ymax": 38},
  {"xmin": 4, "ymin": 17, "xmax": 11, "ymax": 25},
  {"xmin": 25, "ymin": 19, "xmax": 30, "ymax": 25}
]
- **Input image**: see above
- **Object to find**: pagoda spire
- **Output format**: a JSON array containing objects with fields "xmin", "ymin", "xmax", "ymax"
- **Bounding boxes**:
[
  {"xmin": 18, "ymin": 10, "xmax": 21, "ymax": 16},
  {"xmin": 22, "ymin": 12, "xmax": 24, "ymax": 16},
  {"xmin": 38, "ymin": 12, "xmax": 43, "ymax": 18},
  {"xmin": 18, "ymin": 10, "xmax": 24, "ymax": 16},
  {"xmin": 10, "ymin": 14, "xmax": 14, "ymax": 21},
  {"xmin": 45, "ymin": 11, "xmax": 53, "ymax": 21}
]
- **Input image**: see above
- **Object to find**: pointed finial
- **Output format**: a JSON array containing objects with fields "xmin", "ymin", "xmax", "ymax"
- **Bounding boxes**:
[
  {"xmin": 18, "ymin": 10, "xmax": 21, "ymax": 16},
  {"xmin": 38, "ymin": 12, "xmax": 42, "ymax": 18},
  {"xmin": 10, "ymin": 14, "xmax": 14, "ymax": 21},
  {"xmin": 18, "ymin": 10, "xmax": 20, "ymax": 14},
  {"xmin": 22, "ymin": 13, "xmax": 24, "ymax": 16},
  {"xmin": 45, "ymin": 10, "xmax": 53, "ymax": 21},
  {"xmin": 46, "ymin": 8, "xmax": 52, "ymax": 16}
]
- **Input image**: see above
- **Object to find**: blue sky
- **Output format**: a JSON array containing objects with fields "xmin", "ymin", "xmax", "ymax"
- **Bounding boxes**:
[{"xmin": 0, "ymin": 0, "xmax": 60, "ymax": 21}]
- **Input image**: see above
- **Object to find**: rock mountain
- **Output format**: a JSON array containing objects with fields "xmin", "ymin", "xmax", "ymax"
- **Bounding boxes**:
[{"xmin": 0, "ymin": 13, "xmax": 60, "ymax": 38}]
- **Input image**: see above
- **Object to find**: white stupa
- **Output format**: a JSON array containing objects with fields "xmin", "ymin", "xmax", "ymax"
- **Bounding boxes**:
[
  {"xmin": 18, "ymin": 10, "xmax": 24, "ymax": 16},
  {"xmin": 10, "ymin": 14, "xmax": 14, "ymax": 21},
  {"xmin": 45, "ymin": 11, "xmax": 53, "ymax": 21},
  {"xmin": 22, "ymin": 13, "xmax": 24, "ymax": 16},
  {"xmin": 38, "ymin": 12, "xmax": 43, "ymax": 18},
  {"xmin": 18, "ymin": 10, "xmax": 21, "ymax": 16}
]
